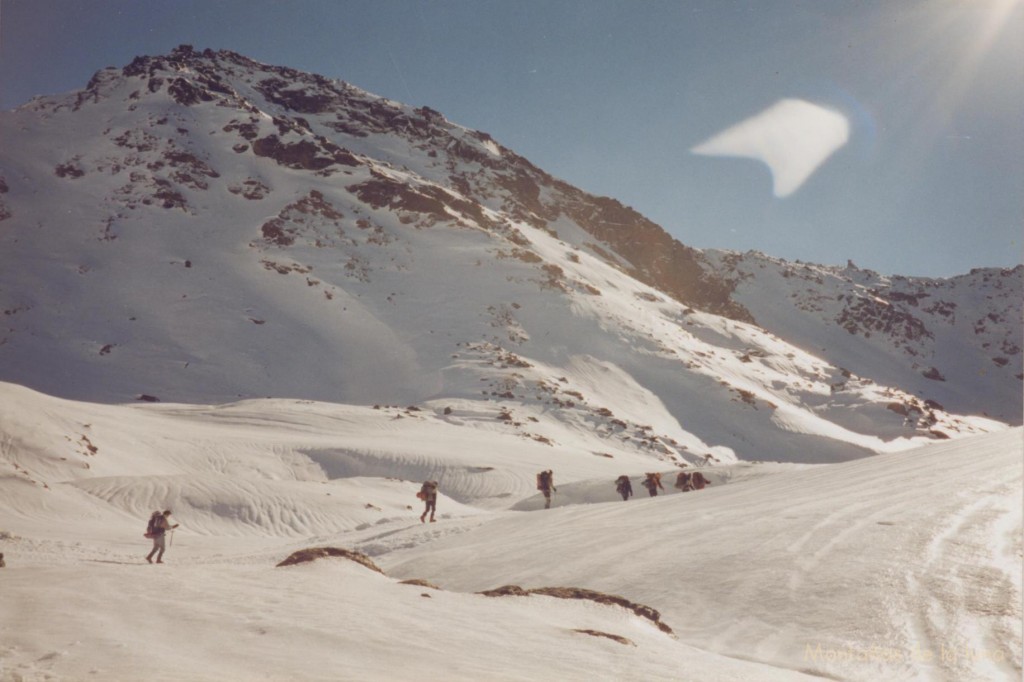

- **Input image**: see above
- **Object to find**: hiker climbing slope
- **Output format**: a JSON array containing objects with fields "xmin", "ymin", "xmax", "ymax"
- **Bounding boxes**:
[
  {"xmin": 536, "ymin": 469, "xmax": 556, "ymax": 509},
  {"xmin": 418, "ymin": 480, "xmax": 439, "ymax": 523},
  {"xmin": 690, "ymin": 471, "xmax": 709, "ymax": 490},
  {"xmin": 642, "ymin": 472, "xmax": 664, "ymax": 497},
  {"xmin": 615, "ymin": 475, "xmax": 633, "ymax": 501},
  {"xmin": 145, "ymin": 510, "xmax": 179, "ymax": 564}
]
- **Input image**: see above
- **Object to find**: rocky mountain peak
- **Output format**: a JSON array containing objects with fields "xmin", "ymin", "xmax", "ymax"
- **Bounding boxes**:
[{"xmin": 60, "ymin": 45, "xmax": 754, "ymax": 321}]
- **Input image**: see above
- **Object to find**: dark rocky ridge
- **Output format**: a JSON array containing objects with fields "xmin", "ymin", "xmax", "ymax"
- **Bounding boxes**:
[{"xmin": 107, "ymin": 45, "xmax": 752, "ymax": 321}]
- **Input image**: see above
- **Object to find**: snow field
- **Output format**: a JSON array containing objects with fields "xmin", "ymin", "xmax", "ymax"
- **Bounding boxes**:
[{"xmin": 1, "ymin": 382, "xmax": 1020, "ymax": 681}]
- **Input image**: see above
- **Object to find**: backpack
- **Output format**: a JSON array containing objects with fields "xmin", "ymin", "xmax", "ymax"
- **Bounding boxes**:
[
  {"xmin": 418, "ymin": 481, "xmax": 437, "ymax": 500},
  {"xmin": 537, "ymin": 471, "xmax": 553, "ymax": 491},
  {"xmin": 144, "ymin": 512, "xmax": 161, "ymax": 538}
]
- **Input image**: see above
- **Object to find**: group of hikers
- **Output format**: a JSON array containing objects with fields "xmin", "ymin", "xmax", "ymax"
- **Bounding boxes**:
[
  {"xmin": 615, "ymin": 471, "xmax": 708, "ymax": 501},
  {"xmin": 143, "ymin": 470, "xmax": 709, "ymax": 562},
  {"xmin": 416, "ymin": 468, "xmax": 710, "ymax": 521}
]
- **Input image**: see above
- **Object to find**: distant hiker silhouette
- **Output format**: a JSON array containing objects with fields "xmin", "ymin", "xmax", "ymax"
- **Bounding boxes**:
[
  {"xmin": 675, "ymin": 471, "xmax": 693, "ymax": 492},
  {"xmin": 536, "ymin": 469, "xmax": 555, "ymax": 509},
  {"xmin": 145, "ymin": 510, "xmax": 179, "ymax": 564},
  {"xmin": 642, "ymin": 472, "xmax": 664, "ymax": 497},
  {"xmin": 615, "ymin": 475, "xmax": 633, "ymax": 501},
  {"xmin": 418, "ymin": 480, "xmax": 439, "ymax": 523},
  {"xmin": 690, "ymin": 471, "xmax": 709, "ymax": 490},
  {"xmin": 0, "ymin": 552, "xmax": 5, "ymax": 568}
]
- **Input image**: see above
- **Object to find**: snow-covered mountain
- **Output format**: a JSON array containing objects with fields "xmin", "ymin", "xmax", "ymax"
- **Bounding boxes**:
[
  {"xmin": 705, "ymin": 251, "xmax": 1022, "ymax": 424},
  {"xmin": 0, "ymin": 45, "xmax": 1018, "ymax": 466}
]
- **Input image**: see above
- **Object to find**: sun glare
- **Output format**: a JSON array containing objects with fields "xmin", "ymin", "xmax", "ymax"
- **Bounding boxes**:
[
  {"xmin": 971, "ymin": 0, "xmax": 1021, "ymax": 63},
  {"xmin": 884, "ymin": 0, "xmax": 1022, "ymax": 148},
  {"xmin": 941, "ymin": 0, "xmax": 1020, "ymax": 115}
]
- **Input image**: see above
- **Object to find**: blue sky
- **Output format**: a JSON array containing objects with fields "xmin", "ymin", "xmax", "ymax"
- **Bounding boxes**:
[{"xmin": 1, "ymin": 0, "xmax": 1021, "ymax": 277}]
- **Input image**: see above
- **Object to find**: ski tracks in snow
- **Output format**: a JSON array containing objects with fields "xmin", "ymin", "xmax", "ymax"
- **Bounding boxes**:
[
  {"xmin": 766, "ymin": 446, "xmax": 1021, "ymax": 681},
  {"xmin": 355, "ymin": 515, "xmax": 491, "ymax": 558},
  {"xmin": 784, "ymin": 499, "xmax": 879, "ymax": 594},
  {"xmin": 896, "ymin": 485, "xmax": 1022, "ymax": 681}
]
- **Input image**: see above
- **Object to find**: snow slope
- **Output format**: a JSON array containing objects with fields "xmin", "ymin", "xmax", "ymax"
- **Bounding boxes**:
[{"xmin": 1, "ymin": 382, "xmax": 1020, "ymax": 681}]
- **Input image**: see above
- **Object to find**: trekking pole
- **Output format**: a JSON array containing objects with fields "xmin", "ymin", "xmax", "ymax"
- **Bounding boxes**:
[{"xmin": 170, "ymin": 529, "xmax": 175, "ymax": 547}]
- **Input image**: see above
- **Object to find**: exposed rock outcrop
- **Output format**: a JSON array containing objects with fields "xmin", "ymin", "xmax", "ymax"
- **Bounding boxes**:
[{"xmin": 276, "ymin": 546, "xmax": 384, "ymax": 573}]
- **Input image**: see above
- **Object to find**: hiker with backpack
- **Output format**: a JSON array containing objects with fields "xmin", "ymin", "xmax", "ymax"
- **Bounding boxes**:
[
  {"xmin": 145, "ymin": 510, "xmax": 179, "ymax": 564},
  {"xmin": 614, "ymin": 475, "xmax": 633, "ymax": 501},
  {"xmin": 537, "ymin": 469, "xmax": 556, "ymax": 509},
  {"xmin": 418, "ymin": 480, "xmax": 439, "ymax": 523},
  {"xmin": 690, "ymin": 471, "xmax": 709, "ymax": 490},
  {"xmin": 642, "ymin": 472, "xmax": 664, "ymax": 497}
]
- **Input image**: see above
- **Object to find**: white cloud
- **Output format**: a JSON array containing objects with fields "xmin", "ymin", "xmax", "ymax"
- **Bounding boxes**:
[{"xmin": 692, "ymin": 99, "xmax": 850, "ymax": 197}]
